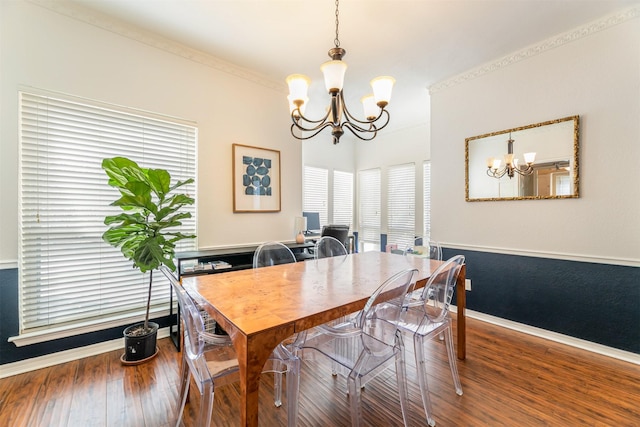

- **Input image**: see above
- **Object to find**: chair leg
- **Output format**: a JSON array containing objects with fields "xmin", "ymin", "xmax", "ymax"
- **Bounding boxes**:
[
  {"xmin": 175, "ymin": 356, "xmax": 191, "ymax": 427},
  {"xmin": 347, "ymin": 372, "xmax": 363, "ymax": 427},
  {"xmin": 286, "ymin": 356, "xmax": 301, "ymax": 427},
  {"xmin": 443, "ymin": 325, "xmax": 463, "ymax": 396},
  {"xmin": 394, "ymin": 337, "xmax": 411, "ymax": 427},
  {"xmin": 198, "ymin": 380, "xmax": 214, "ymax": 427},
  {"xmin": 414, "ymin": 333, "xmax": 436, "ymax": 427},
  {"xmin": 274, "ymin": 370, "xmax": 283, "ymax": 407}
]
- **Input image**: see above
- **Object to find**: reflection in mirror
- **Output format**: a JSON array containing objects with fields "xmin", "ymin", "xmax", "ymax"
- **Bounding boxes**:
[{"xmin": 465, "ymin": 116, "xmax": 579, "ymax": 201}]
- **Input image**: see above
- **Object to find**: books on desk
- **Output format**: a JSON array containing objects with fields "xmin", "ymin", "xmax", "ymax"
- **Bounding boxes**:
[
  {"xmin": 182, "ymin": 261, "xmax": 212, "ymax": 273},
  {"xmin": 181, "ymin": 260, "xmax": 231, "ymax": 273},
  {"xmin": 210, "ymin": 260, "xmax": 232, "ymax": 270}
]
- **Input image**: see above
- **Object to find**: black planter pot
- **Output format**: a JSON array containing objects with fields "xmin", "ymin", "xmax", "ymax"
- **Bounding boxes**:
[{"xmin": 122, "ymin": 321, "xmax": 159, "ymax": 363}]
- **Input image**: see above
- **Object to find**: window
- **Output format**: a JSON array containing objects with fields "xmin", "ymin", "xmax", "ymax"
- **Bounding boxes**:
[
  {"xmin": 333, "ymin": 170, "xmax": 353, "ymax": 228},
  {"xmin": 387, "ymin": 163, "xmax": 415, "ymax": 250},
  {"xmin": 358, "ymin": 168, "xmax": 381, "ymax": 252},
  {"xmin": 303, "ymin": 166, "xmax": 328, "ymax": 227},
  {"xmin": 423, "ymin": 161, "xmax": 431, "ymax": 239},
  {"xmin": 303, "ymin": 166, "xmax": 353, "ymax": 234},
  {"xmin": 17, "ymin": 90, "xmax": 196, "ymax": 342}
]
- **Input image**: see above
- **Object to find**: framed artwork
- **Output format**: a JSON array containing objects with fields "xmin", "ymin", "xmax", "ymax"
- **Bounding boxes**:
[{"xmin": 232, "ymin": 144, "xmax": 281, "ymax": 212}]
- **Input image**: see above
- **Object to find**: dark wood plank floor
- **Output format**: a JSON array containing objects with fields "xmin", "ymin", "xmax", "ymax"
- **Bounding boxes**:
[{"xmin": 1, "ymin": 317, "xmax": 638, "ymax": 426}]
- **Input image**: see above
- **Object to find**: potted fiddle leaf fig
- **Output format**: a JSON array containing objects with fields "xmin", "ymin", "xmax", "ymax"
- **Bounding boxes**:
[{"xmin": 102, "ymin": 156, "xmax": 195, "ymax": 364}]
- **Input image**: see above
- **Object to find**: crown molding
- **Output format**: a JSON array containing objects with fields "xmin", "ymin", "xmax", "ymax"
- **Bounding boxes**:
[
  {"xmin": 441, "ymin": 242, "xmax": 640, "ymax": 267},
  {"xmin": 429, "ymin": 5, "xmax": 640, "ymax": 94},
  {"xmin": 27, "ymin": 0, "xmax": 286, "ymax": 92}
]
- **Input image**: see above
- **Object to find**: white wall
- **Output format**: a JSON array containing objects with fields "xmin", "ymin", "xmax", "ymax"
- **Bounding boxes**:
[
  {"xmin": 0, "ymin": 0, "xmax": 301, "ymax": 263},
  {"xmin": 430, "ymin": 14, "xmax": 640, "ymax": 264},
  {"xmin": 302, "ymin": 135, "xmax": 356, "ymax": 173}
]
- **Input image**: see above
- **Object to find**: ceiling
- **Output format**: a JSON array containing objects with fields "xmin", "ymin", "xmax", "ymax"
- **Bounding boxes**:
[{"xmin": 66, "ymin": 0, "xmax": 638, "ymax": 132}]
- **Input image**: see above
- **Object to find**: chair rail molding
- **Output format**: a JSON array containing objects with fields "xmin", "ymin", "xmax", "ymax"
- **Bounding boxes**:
[
  {"xmin": 441, "ymin": 242, "xmax": 639, "ymax": 267},
  {"xmin": 0, "ymin": 260, "xmax": 18, "ymax": 270}
]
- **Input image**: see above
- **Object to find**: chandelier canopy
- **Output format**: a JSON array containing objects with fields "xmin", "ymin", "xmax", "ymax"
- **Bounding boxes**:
[
  {"xmin": 286, "ymin": 0, "xmax": 395, "ymax": 144},
  {"xmin": 486, "ymin": 132, "xmax": 536, "ymax": 179}
]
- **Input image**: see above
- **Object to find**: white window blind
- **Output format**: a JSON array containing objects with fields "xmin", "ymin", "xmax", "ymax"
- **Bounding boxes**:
[
  {"xmin": 387, "ymin": 163, "xmax": 415, "ymax": 250},
  {"xmin": 18, "ymin": 90, "xmax": 197, "ymax": 336},
  {"xmin": 303, "ymin": 166, "xmax": 328, "ymax": 226},
  {"xmin": 358, "ymin": 168, "xmax": 381, "ymax": 251},
  {"xmin": 333, "ymin": 170, "xmax": 353, "ymax": 228},
  {"xmin": 423, "ymin": 161, "xmax": 431, "ymax": 239}
]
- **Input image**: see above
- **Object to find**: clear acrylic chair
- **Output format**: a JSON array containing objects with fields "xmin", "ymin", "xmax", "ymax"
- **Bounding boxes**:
[
  {"xmin": 404, "ymin": 238, "xmax": 442, "ymax": 304},
  {"xmin": 404, "ymin": 237, "xmax": 442, "ymax": 260},
  {"xmin": 312, "ymin": 235, "xmax": 350, "ymax": 374},
  {"xmin": 253, "ymin": 241, "xmax": 297, "ymax": 268},
  {"xmin": 314, "ymin": 235, "xmax": 348, "ymax": 259},
  {"xmin": 381, "ymin": 255, "xmax": 465, "ymax": 426},
  {"xmin": 252, "ymin": 242, "xmax": 298, "ymax": 409},
  {"xmin": 160, "ymin": 266, "xmax": 300, "ymax": 427},
  {"xmin": 298, "ymin": 268, "xmax": 418, "ymax": 427}
]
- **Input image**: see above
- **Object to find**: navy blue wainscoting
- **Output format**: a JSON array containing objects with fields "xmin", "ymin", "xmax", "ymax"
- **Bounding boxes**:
[
  {"xmin": 442, "ymin": 248, "xmax": 640, "ymax": 354},
  {"xmin": 0, "ymin": 267, "xmax": 173, "ymax": 366}
]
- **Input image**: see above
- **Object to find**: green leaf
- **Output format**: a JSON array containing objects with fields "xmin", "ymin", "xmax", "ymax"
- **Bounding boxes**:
[
  {"xmin": 167, "ymin": 232, "xmax": 196, "ymax": 243},
  {"xmin": 169, "ymin": 177, "xmax": 195, "ymax": 193},
  {"xmin": 147, "ymin": 168, "xmax": 171, "ymax": 198},
  {"xmin": 102, "ymin": 157, "xmax": 138, "ymax": 188},
  {"xmin": 133, "ymin": 236, "xmax": 167, "ymax": 273},
  {"xmin": 168, "ymin": 193, "xmax": 195, "ymax": 208}
]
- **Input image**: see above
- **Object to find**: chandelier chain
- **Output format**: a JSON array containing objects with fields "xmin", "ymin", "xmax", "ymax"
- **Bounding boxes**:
[{"xmin": 334, "ymin": 0, "xmax": 340, "ymax": 48}]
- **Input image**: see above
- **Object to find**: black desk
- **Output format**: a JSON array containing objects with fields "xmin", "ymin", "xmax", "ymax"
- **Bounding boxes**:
[{"xmin": 170, "ymin": 242, "xmax": 315, "ymax": 350}]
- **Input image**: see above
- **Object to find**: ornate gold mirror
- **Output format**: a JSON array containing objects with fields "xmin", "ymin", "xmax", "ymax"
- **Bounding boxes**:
[{"xmin": 465, "ymin": 116, "xmax": 579, "ymax": 201}]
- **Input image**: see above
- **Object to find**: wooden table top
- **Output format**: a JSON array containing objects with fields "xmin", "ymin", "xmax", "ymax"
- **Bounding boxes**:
[{"xmin": 181, "ymin": 251, "xmax": 443, "ymax": 337}]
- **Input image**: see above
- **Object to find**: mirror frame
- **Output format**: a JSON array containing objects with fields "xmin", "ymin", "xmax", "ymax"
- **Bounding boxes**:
[{"xmin": 465, "ymin": 115, "xmax": 580, "ymax": 202}]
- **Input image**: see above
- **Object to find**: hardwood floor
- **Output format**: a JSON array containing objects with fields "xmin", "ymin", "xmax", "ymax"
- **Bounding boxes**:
[{"xmin": 1, "ymin": 317, "xmax": 638, "ymax": 426}]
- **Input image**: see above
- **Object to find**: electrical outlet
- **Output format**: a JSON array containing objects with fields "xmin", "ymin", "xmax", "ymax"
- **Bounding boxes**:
[{"xmin": 465, "ymin": 279, "xmax": 472, "ymax": 291}]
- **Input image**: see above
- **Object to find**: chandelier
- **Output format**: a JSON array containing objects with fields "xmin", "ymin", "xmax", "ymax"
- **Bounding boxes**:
[
  {"xmin": 286, "ymin": 0, "xmax": 395, "ymax": 145},
  {"xmin": 486, "ymin": 132, "xmax": 536, "ymax": 179}
]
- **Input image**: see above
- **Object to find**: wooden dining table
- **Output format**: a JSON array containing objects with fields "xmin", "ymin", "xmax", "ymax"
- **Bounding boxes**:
[{"xmin": 181, "ymin": 250, "xmax": 466, "ymax": 427}]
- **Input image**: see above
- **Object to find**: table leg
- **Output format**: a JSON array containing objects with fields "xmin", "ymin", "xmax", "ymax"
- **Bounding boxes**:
[
  {"xmin": 456, "ymin": 264, "xmax": 466, "ymax": 360},
  {"xmin": 231, "ymin": 325, "xmax": 295, "ymax": 427}
]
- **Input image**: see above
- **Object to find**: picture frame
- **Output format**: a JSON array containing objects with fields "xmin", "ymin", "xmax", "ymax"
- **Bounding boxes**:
[{"xmin": 232, "ymin": 143, "xmax": 281, "ymax": 212}]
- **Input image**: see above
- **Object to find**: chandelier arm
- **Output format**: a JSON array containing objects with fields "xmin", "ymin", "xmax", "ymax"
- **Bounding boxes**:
[
  {"xmin": 339, "ymin": 92, "xmax": 373, "ymax": 126},
  {"xmin": 290, "ymin": 122, "xmax": 335, "ymax": 141},
  {"xmin": 291, "ymin": 108, "xmax": 331, "ymax": 126},
  {"xmin": 512, "ymin": 164, "xmax": 535, "ymax": 177},
  {"xmin": 340, "ymin": 119, "xmax": 375, "ymax": 134},
  {"xmin": 342, "ymin": 122, "xmax": 379, "ymax": 141},
  {"xmin": 487, "ymin": 162, "xmax": 535, "ymax": 179},
  {"xmin": 342, "ymin": 110, "xmax": 391, "ymax": 134},
  {"xmin": 340, "ymin": 91, "xmax": 389, "ymax": 127},
  {"xmin": 487, "ymin": 167, "xmax": 508, "ymax": 179}
]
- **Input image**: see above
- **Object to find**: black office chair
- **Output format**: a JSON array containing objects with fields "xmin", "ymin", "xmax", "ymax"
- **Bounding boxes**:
[{"xmin": 320, "ymin": 224, "xmax": 350, "ymax": 250}]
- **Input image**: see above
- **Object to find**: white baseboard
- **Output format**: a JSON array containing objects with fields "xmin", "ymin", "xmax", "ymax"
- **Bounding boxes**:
[
  {"xmin": 452, "ymin": 306, "xmax": 640, "ymax": 365},
  {"xmin": 0, "ymin": 327, "xmax": 171, "ymax": 379}
]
